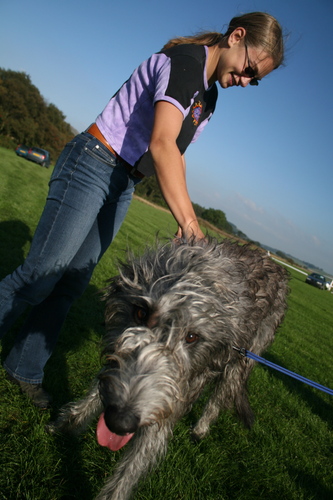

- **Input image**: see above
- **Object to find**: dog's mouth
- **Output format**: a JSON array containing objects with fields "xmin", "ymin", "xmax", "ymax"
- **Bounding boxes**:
[{"xmin": 96, "ymin": 413, "xmax": 134, "ymax": 451}]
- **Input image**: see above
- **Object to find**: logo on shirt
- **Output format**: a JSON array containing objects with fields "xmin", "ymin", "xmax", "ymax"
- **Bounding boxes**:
[{"xmin": 192, "ymin": 101, "xmax": 203, "ymax": 126}]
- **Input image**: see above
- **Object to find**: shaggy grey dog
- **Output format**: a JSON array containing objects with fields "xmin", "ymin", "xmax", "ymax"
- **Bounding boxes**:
[{"xmin": 47, "ymin": 239, "xmax": 289, "ymax": 500}]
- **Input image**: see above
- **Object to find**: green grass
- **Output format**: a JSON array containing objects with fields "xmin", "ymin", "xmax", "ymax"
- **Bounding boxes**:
[{"xmin": 0, "ymin": 146, "xmax": 332, "ymax": 499}]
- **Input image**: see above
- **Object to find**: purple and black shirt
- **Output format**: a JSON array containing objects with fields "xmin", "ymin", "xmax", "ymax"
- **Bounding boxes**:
[{"xmin": 96, "ymin": 44, "xmax": 218, "ymax": 177}]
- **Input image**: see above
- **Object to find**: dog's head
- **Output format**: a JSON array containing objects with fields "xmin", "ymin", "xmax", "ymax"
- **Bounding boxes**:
[
  {"xmin": 103, "ymin": 238, "xmax": 288, "ymax": 362},
  {"xmin": 103, "ymin": 241, "xmax": 242, "ymax": 372}
]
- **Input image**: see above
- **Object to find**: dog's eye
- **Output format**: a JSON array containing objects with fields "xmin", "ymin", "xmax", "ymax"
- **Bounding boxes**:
[
  {"xmin": 133, "ymin": 306, "xmax": 149, "ymax": 325},
  {"xmin": 185, "ymin": 332, "xmax": 199, "ymax": 344}
]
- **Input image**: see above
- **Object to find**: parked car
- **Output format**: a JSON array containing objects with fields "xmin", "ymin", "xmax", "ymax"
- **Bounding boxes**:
[
  {"xmin": 15, "ymin": 145, "xmax": 51, "ymax": 168},
  {"xmin": 26, "ymin": 147, "xmax": 51, "ymax": 167},
  {"xmin": 305, "ymin": 273, "xmax": 327, "ymax": 290},
  {"xmin": 15, "ymin": 144, "xmax": 30, "ymax": 158}
]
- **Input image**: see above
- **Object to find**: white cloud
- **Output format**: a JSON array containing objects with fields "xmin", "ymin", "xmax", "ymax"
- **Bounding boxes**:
[
  {"xmin": 234, "ymin": 193, "xmax": 265, "ymax": 214},
  {"xmin": 310, "ymin": 235, "xmax": 321, "ymax": 247}
]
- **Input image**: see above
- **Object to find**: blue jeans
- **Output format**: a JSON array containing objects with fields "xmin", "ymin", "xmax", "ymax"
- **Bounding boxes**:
[{"xmin": 0, "ymin": 132, "xmax": 141, "ymax": 383}]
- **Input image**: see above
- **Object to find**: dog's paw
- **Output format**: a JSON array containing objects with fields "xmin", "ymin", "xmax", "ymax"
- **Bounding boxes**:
[
  {"xmin": 190, "ymin": 426, "xmax": 207, "ymax": 443},
  {"xmin": 190, "ymin": 430, "xmax": 202, "ymax": 443},
  {"xmin": 45, "ymin": 422, "xmax": 58, "ymax": 434}
]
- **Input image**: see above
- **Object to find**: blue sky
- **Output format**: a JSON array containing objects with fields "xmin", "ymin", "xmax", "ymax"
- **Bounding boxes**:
[{"xmin": 1, "ymin": 0, "xmax": 332, "ymax": 275}]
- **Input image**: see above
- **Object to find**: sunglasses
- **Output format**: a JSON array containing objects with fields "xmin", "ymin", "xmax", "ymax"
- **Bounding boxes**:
[{"xmin": 244, "ymin": 44, "xmax": 260, "ymax": 86}]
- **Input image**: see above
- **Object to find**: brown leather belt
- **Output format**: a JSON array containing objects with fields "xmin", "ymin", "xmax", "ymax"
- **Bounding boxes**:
[{"xmin": 86, "ymin": 123, "xmax": 144, "ymax": 179}]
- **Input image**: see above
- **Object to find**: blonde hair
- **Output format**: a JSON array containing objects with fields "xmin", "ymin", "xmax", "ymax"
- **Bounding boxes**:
[
  {"xmin": 162, "ymin": 32, "xmax": 223, "ymax": 49},
  {"xmin": 162, "ymin": 12, "xmax": 284, "ymax": 69}
]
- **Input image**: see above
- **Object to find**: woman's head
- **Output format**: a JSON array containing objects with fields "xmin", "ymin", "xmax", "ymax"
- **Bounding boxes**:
[
  {"xmin": 162, "ymin": 12, "xmax": 284, "ymax": 89},
  {"xmin": 163, "ymin": 11, "xmax": 284, "ymax": 72},
  {"xmin": 208, "ymin": 12, "xmax": 284, "ymax": 89},
  {"xmin": 224, "ymin": 12, "xmax": 284, "ymax": 70}
]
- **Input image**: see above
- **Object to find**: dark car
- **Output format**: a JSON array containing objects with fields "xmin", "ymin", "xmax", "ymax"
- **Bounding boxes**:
[
  {"xmin": 15, "ymin": 145, "xmax": 51, "ymax": 168},
  {"xmin": 305, "ymin": 273, "xmax": 327, "ymax": 290},
  {"xmin": 26, "ymin": 147, "xmax": 51, "ymax": 168},
  {"xmin": 15, "ymin": 144, "xmax": 30, "ymax": 158}
]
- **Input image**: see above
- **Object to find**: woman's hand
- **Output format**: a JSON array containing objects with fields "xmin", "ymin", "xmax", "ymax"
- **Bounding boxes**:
[{"xmin": 174, "ymin": 222, "xmax": 206, "ymax": 242}]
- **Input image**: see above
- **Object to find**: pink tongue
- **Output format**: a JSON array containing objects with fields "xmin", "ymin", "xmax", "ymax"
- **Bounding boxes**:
[{"xmin": 96, "ymin": 413, "xmax": 134, "ymax": 451}]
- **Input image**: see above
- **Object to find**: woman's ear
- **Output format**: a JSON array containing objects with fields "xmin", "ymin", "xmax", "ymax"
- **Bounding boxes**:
[{"xmin": 227, "ymin": 27, "xmax": 246, "ymax": 47}]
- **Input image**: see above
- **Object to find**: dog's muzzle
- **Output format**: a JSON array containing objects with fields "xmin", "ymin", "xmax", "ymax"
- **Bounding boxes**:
[{"xmin": 104, "ymin": 404, "xmax": 140, "ymax": 435}]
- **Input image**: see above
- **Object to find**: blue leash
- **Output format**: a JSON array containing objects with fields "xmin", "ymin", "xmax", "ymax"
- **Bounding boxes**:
[{"xmin": 233, "ymin": 346, "xmax": 333, "ymax": 396}]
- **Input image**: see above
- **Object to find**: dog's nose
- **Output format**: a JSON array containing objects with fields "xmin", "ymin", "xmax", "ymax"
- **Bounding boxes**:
[{"xmin": 104, "ymin": 404, "xmax": 140, "ymax": 435}]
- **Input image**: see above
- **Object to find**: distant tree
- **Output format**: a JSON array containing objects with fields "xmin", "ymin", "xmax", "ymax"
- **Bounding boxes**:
[
  {"xmin": 135, "ymin": 176, "xmax": 168, "ymax": 208},
  {"xmin": 192, "ymin": 202, "xmax": 205, "ymax": 218},
  {"xmin": 135, "ymin": 175, "xmax": 234, "ymax": 234},
  {"xmin": 248, "ymin": 240, "xmax": 262, "ymax": 248},
  {"xmin": 0, "ymin": 68, "xmax": 74, "ymax": 160},
  {"xmin": 201, "ymin": 207, "xmax": 233, "ymax": 233},
  {"xmin": 235, "ymin": 229, "xmax": 248, "ymax": 240},
  {"xmin": 276, "ymin": 250, "xmax": 287, "ymax": 260}
]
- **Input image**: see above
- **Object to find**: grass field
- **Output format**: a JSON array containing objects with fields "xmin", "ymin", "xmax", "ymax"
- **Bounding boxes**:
[{"xmin": 0, "ymin": 146, "xmax": 332, "ymax": 500}]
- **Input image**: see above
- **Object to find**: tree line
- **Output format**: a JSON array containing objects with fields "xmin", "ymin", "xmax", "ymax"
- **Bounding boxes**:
[
  {"xmin": 0, "ymin": 68, "xmax": 238, "ymax": 237},
  {"xmin": 135, "ymin": 176, "xmax": 235, "ymax": 235},
  {"xmin": 0, "ymin": 68, "xmax": 74, "ymax": 160}
]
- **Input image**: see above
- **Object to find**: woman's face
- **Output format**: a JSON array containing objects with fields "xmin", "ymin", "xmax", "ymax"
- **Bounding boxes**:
[{"xmin": 213, "ymin": 29, "xmax": 275, "ymax": 88}]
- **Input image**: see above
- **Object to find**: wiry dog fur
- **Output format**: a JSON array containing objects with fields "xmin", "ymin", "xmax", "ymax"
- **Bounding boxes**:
[{"xmin": 47, "ymin": 239, "xmax": 289, "ymax": 500}]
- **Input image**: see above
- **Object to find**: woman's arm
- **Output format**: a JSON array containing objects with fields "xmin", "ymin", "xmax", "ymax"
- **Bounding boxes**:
[
  {"xmin": 174, "ymin": 155, "xmax": 187, "ymax": 239},
  {"xmin": 149, "ymin": 101, "xmax": 205, "ymax": 241}
]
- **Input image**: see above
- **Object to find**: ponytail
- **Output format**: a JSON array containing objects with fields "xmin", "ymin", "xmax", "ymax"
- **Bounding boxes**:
[{"xmin": 162, "ymin": 32, "xmax": 223, "ymax": 50}]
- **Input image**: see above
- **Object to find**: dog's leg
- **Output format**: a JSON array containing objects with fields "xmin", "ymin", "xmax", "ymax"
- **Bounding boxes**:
[
  {"xmin": 192, "ymin": 360, "xmax": 255, "ymax": 440},
  {"xmin": 95, "ymin": 424, "xmax": 170, "ymax": 500},
  {"xmin": 191, "ymin": 377, "xmax": 228, "ymax": 441},
  {"xmin": 46, "ymin": 381, "xmax": 103, "ymax": 435}
]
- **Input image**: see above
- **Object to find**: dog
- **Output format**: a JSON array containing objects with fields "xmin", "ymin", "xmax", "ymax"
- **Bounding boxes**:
[{"xmin": 47, "ymin": 239, "xmax": 289, "ymax": 500}]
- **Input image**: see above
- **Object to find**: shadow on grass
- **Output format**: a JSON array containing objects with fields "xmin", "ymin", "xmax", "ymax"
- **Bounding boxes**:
[
  {"xmin": 0, "ymin": 220, "xmax": 32, "ymax": 277},
  {"xmin": 49, "ymin": 432, "xmax": 98, "ymax": 499},
  {"xmin": 0, "ymin": 290, "xmax": 106, "ymax": 498},
  {"xmin": 0, "ymin": 216, "xmax": 106, "ymax": 404},
  {"xmin": 288, "ymin": 466, "xmax": 333, "ymax": 500},
  {"xmin": 43, "ymin": 284, "xmax": 108, "ymax": 498},
  {"xmin": 1, "ymin": 289, "xmax": 108, "ymax": 499},
  {"xmin": 45, "ymin": 282, "xmax": 106, "ymax": 406},
  {"xmin": 262, "ymin": 352, "xmax": 333, "ymax": 426},
  {"xmin": 0, "ymin": 220, "xmax": 34, "ymax": 364},
  {"xmin": 0, "ymin": 277, "xmax": 106, "ymax": 408}
]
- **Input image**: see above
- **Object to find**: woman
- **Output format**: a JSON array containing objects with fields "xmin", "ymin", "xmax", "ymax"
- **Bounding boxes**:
[{"xmin": 0, "ymin": 12, "xmax": 284, "ymax": 407}]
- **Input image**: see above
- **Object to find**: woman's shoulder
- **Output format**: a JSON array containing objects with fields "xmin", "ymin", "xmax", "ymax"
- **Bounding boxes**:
[{"xmin": 159, "ymin": 44, "xmax": 206, "ymax": 62}]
